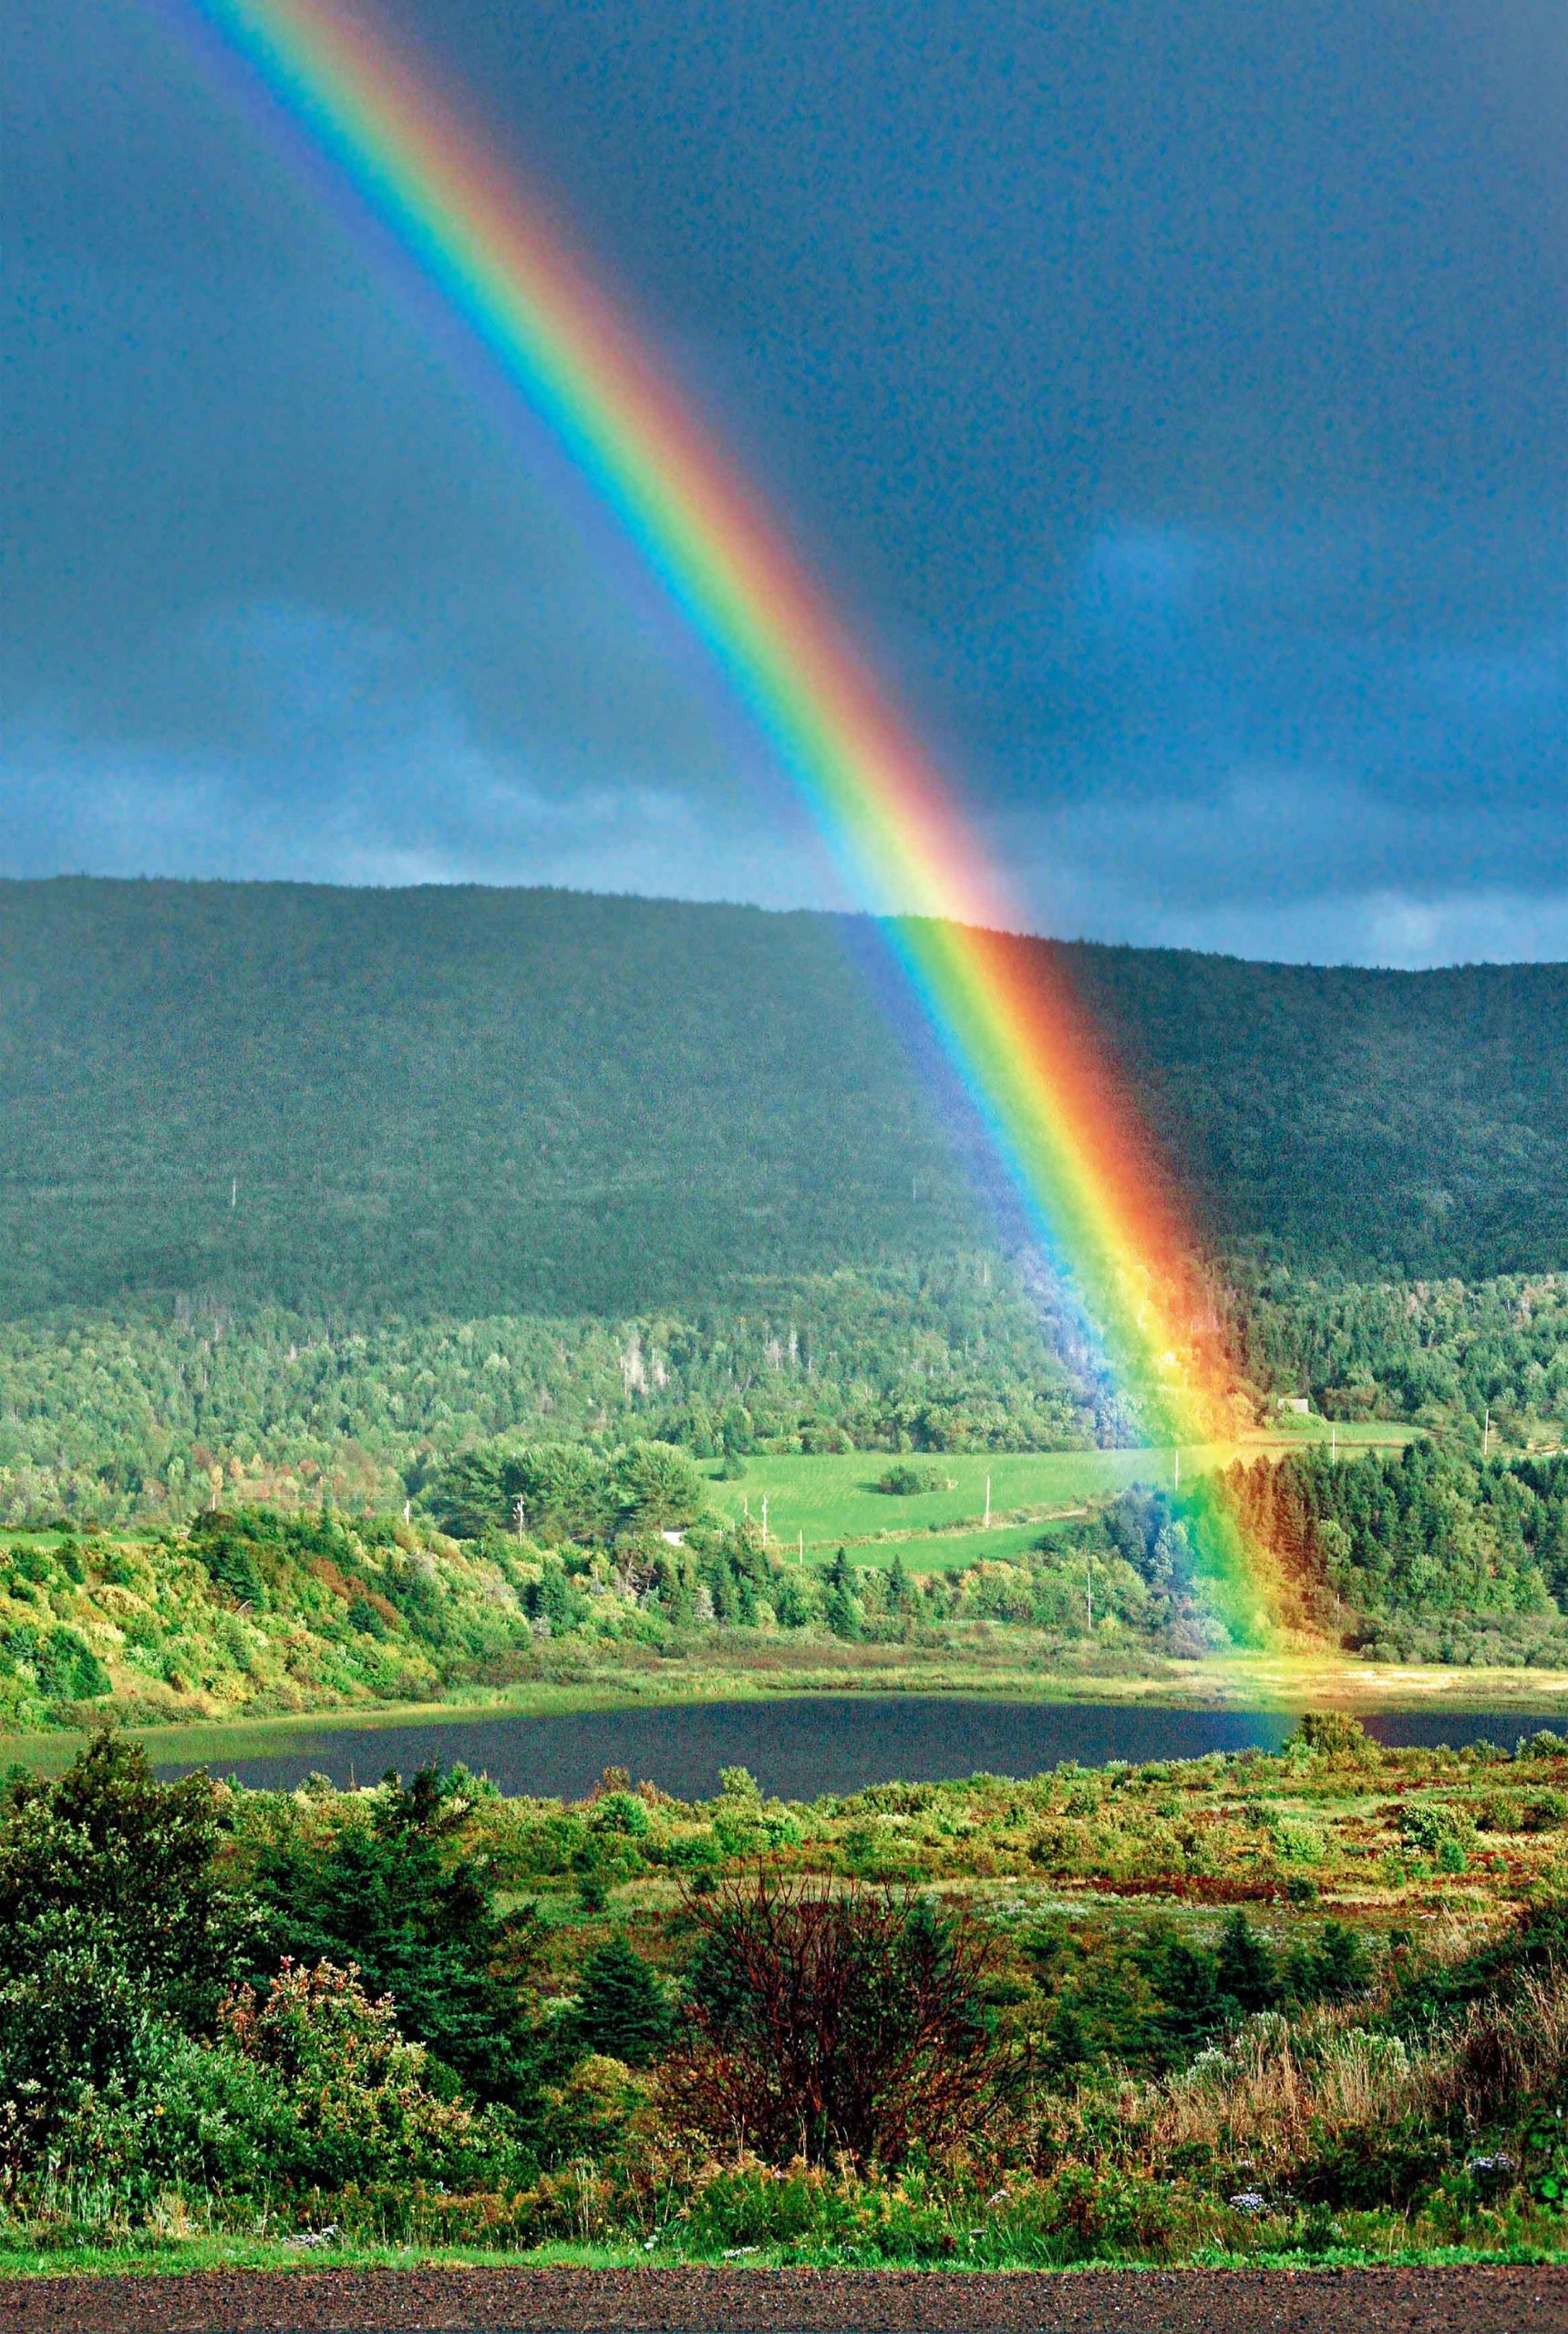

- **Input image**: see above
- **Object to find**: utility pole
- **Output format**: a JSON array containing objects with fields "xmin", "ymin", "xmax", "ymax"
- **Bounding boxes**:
[
  {"xmin": 984, "ymin": 1473, "xmax": 991, "ymax": 1528},
  {"xmin": 798, "ymin": 1528, "xmax": 804, "ymax": 1566},
  {"xmin": 230, "ymin": 1176, "xmax": 237, "ymax": 1211},
  {"xmin": 1086, "ymin": 1554, "xmax": 1093, "ymax": 1634},
  {"xmin": 1483, "ymin": 1406, "xmax": 1491, "ymax": 1458},
  {"xmin": 760, "ymin": 1495, "xmax": 769, "ymax": 1551}
]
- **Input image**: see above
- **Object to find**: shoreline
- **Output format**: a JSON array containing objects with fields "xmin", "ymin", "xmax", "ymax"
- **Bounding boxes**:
[{"xmin": 5, "ymin": 1649, "xmax": 1568, "ymax": 1775}]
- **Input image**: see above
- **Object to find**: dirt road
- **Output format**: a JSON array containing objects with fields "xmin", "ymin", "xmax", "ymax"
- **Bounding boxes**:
[{"xmin": 1, "ymin": 2263, "xmax": 1564, "ymax": 2333}]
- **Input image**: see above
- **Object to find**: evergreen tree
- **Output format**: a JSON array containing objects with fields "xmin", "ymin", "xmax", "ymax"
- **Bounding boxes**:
[
  {"xmin": 824, "ymin": 1545, "xmax": 861, "ymax": 1639},
  {"xmin": 573, "ymin": 1932, "xmax": 672, "ymax": 2066},
  {"xmin": 245, "ymin": 1763, "xmax": 544, "ymax": 2104},
  {"xmin": 1289, "ymin": 1919, "xmax": 1371, "ymax": 2005},
  {"xmin": 531, "ymin": 1555, "xmax": 584, "ymax": 1635},
  {"xmin": 1154, "ymin": 1940, "xmax": 1226, "ymax": 2062},
  {"xmin": 1215, "ymin": 1909, "xmax": 1280, "ymax": 2014}
]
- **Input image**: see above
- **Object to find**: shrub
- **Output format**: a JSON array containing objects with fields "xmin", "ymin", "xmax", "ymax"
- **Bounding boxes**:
[
  {"xmin": 1288, "ymin": 1922, "xmax": 1372, "ymax": 2006},
  {"xmin": 0, "ymin": 1623, "xmax": 110, "ymax": 1703},
  {"xmin": 189, "ymin": 1515, "xmax": 269, "ymax": 1610},
  {"xmin": 1302, "ymin": 2111, "xmax": 1453, "ymax": 2208},
  {"xmin": 872, "ymin": 1463, "xmax": 953, "ymax": 1496},
  {"xmin": 661, "ymin": 1874, "xmax": 1020, "ymax": 2168},
  {"xmin": 0, "ymin": 1731, "xmax": 243, "ymax": 2024},
  {"xmin": 0, "ymin": 1928, "xmax": 160, "ymax": 2182},
  {"xmin": 243, "ymin": 1763, "xmax": 544, "ymax": 2106},
  {"xmin": 0, "ymin": 1933, "xmax": 311, "ymax": 2205},
  {"xmin": 590, "ymin": 1789, "xmax": 652, "ymax": 1840},
  {"xmin": 1397, "ymin": 1802, "xmax": 1471, "ymax": 1855},
  {"xmin": 48, "ymin": 2020, "xmax": 301, "ymax": 2199},
  {"xmin": 1154, "ymin": 1942, "xmax": 1228, "ymax": 2064},
  {"xmin": 1216, "ymin": 1911, "xmax": 1282, "ymax": 2016},
  {"xmin": 530, "ymin": 1555, "xmax": 587, "ymax": 1636},
  {"xmin": 220, "ymin": 1959, "xmax": 501, "ymax": 2191},
  {"xmin": 1289, "ymin": 1712, "xmax": 1376, "ymax": 1763}
]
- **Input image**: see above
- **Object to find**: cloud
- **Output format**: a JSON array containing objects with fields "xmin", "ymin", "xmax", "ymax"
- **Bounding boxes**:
[
  {"xmin": 1167, "ymin": 891, "xmax": 1568, "ymax": 972},
  {"xmin": 3, "ymin": 0, "xmax": 1563, "ymax": 965},
  {"xmin": 986, "ymin": 760, "xmax": 1568, "ymax": 967},
  {"xmin": 0, "ymin": 600, "xmax": 838, "ymax": 909}
]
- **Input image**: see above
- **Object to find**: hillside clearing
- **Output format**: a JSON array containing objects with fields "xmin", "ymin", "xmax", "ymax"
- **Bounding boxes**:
[{"xmin": 709, "ymin": 1430, "xmax": 1419, "ymax": 1560}]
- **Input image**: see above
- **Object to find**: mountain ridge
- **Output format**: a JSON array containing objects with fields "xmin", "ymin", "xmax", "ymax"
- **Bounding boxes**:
[{"xmin": 3, "ymin": 874, "xmax": 1564, "ymax": 1317}]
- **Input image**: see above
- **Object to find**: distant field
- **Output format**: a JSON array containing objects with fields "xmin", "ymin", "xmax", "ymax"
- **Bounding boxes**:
[{"xmin": 708, "ymin": 1426, "xmax": 1418, "ymax": 1566}]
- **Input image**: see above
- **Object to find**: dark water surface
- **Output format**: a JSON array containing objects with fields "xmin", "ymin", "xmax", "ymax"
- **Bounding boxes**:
[{"xmin": 153, "ymin": 1697, "xmax": 1556, "ymax": 1801}]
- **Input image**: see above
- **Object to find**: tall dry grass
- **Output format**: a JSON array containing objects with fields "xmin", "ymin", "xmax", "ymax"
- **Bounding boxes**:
[
  {"xmin": 1144, "ymin": 2009, "xmax": 1429, "ymax": 2176},
  {"xmin": 1093, "ymin": 1918, "xmax": 1568, "ymax": 2184}
]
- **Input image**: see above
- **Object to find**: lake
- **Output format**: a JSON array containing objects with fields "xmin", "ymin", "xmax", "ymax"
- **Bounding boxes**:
[{"xmin": 153, "ymin": 1696, "xmax": 1557, "ymax": 1802}]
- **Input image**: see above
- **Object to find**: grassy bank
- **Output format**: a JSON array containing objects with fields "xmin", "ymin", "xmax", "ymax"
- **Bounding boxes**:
[
  {"xmin": 0, "ymin": 2233, "xmax": 1564, "ymax": 2279},
  {"xmin": 7, "ymin": 1647, "xmax": 1568, "ymax": 1782},
  {"xmin": 22, "ymin": 1424, "xmax": 1568, "ymax": 1767}
]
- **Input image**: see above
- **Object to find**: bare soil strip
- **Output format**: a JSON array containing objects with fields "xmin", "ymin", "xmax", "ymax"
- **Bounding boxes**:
[{"xmin": 1, "ymin": 2265, "xmax": 1565, "ymax": 2334}]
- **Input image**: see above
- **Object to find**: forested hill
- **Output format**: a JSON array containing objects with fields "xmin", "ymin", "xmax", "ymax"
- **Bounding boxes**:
[{"xmin": 2, "ymin": 877, "xmax": 1565, "ymax": 1317}]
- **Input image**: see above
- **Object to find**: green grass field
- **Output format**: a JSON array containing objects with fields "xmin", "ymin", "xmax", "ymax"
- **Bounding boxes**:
[{"xmin": 707, "ymin": 1424, "xmax": 1418, "ymax": 1565}]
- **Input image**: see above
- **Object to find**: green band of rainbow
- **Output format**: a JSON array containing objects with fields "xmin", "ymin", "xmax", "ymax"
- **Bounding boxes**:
[{"xmin": 174, "ymin": 0, "xmax": 1283, "ymax": 1643}]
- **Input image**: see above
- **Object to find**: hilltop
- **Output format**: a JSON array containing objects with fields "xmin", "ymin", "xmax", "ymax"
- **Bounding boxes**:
[{"xmin": 2, "ymin": 876, "xmax": 1565, "ymax": 1317}]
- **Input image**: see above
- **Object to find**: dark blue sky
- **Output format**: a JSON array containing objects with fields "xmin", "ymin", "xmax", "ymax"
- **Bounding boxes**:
[{"xmin": 3, "ymin": 0, "xmax": 1563, "ymax": 963}]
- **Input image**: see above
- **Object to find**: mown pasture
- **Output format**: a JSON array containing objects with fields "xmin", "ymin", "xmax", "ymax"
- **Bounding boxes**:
[{"xmin": 706, "ymin": 1424, "xmax": 1418, "ymax": 1565}]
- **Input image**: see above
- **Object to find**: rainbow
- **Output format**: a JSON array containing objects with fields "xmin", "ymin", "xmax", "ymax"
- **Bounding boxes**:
[{"xmin": 172, "ymin": 0, "xmax": 1281, "ymax": 1642}]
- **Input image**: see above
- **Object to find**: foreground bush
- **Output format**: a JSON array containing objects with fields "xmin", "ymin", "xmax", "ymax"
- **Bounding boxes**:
[{"xmin": 658, "ymin": 1872, "xmax": 1022, "ymax": 2169}]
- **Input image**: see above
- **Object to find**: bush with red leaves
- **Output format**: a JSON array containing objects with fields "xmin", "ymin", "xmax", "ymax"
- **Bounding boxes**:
[{"xmin": 659, "ymin": 1871, "xmax": 1022, "ymax": 2168}]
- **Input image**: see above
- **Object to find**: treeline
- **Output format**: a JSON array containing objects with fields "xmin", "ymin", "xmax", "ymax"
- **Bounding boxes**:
[
  {"xmin": 0, "ymin": 1468, "xmax": 1220, "ymax": 1730},
  {"xmin": 4, "ymin": 1261, "xmax": 1565, "ymax": 1534},
  {"xmin": 0, "ymin": 1260, "xmax": 1102, "ymax": 1530},
  {"xmin": 10, "ymin": 1407, "xmax": 1568, "ymax": 1731},
  {"xmin": 32, "ymin": 1437, "xmax": 1568, "ymax": 1734},
  {"xmin": 1227, "ymin": 1267, "xmax": 1568, "ymax": 1445},
  {"xmin": 428, "ymin": 1437, "xmax": 1568, "ymax": 1669},
  {"xmin": 4, "ymin": 880, "xmax": 1567, "ymax": 1323},
  {"xmin": 0, "ymin": 1507, "xmax": 550, "ymax": 1732},
  {"xmin": 1224, "ymin": 1442, "xmax": 1568, "ymax": 1664}
]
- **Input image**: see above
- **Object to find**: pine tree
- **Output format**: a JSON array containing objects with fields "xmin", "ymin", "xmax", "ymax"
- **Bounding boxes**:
[
  {"xmin": 1289, "ymin": 1919, "xmax": 1370, "ymax": 2006},
  {"xmin": 1215, "ymin": 1909, "xmax": 1280, "ymax": 2014},
  {"xmin": 573, "ymin": 1933, "xmax": 672, "ymax": 2066},
  {"xmin": 824, "ymin": 1545, "xmax": 861, "ymax": 1639},
  {"xmin": 1155, "ymin": 1941, "xmax": 1225, "ymax": 2063}
]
